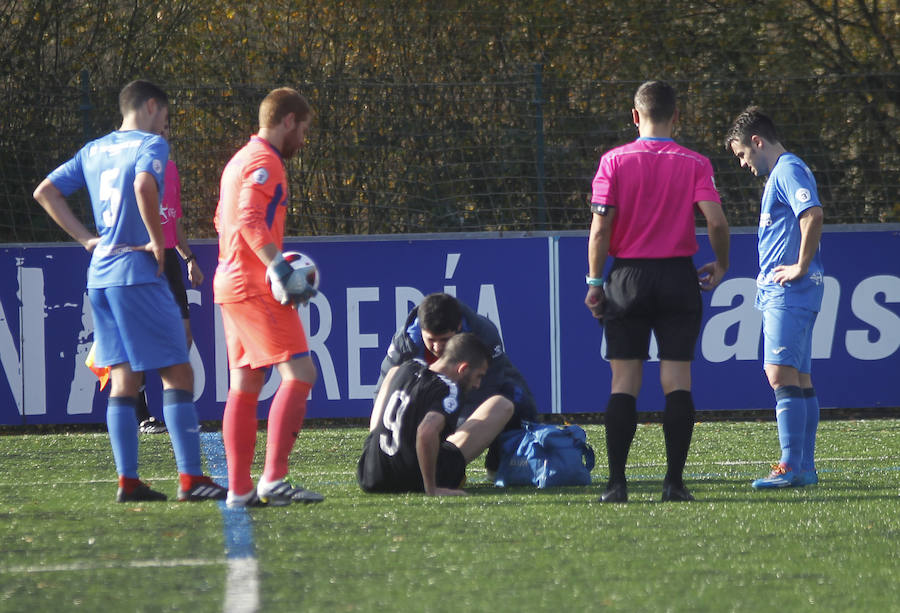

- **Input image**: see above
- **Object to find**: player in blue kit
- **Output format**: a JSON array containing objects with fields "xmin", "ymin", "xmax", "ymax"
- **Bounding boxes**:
[
  {"xmin": 725, "ymin": 107, "xmax": 824, "ymax": 489},
  {"xmin": 33, "ymin": 80, "xmax": 225, "ymax": 503}
]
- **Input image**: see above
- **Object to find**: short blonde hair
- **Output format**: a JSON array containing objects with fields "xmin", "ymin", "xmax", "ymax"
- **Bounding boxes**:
[{"xmin": 258, "ymin": 87, "xmax": 311, "ymax": 129}]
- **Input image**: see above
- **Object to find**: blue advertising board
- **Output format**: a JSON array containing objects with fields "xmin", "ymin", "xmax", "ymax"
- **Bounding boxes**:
[
  {"xmin": 0, "ymin": 236, "xmax": 553, "ymax": 424},
  {"xmin": 1, "ymin": 228, "xmax": 898, "ymax": 424},
  {"xmin": 557, "ymin": 228, "xmax": 900, "ymax": 413}
]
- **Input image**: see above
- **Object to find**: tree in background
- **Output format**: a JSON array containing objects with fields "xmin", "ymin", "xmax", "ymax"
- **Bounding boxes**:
[{"xmin": 1, "ymin": 0, "xmax": 897, "ymax": 242}]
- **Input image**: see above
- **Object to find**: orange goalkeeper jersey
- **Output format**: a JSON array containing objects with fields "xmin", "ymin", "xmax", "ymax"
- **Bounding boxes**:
[{"xmin": 213, "ymin": 136, "xmax": 289, "ymax": 304}]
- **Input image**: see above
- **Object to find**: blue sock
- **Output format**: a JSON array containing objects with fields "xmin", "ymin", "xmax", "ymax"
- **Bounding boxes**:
[
  {"xmin": 163, "ymin": 389, "xmax": 203, "ymax": 476},
  {"xmin": 107, "ymin": 397, "xmax": 139, "ymax": 478},
  {"xmin": 802, "ymin": 388, "xmax": 819, "ymax": 472},
  {"xmin": 775, "ymin": 386, "xmax": 806, "ymax": 471}
]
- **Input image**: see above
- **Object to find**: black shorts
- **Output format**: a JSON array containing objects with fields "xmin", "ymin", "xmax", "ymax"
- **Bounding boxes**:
[
  {"xmin": 163, "ymin": 248, "xmax": 190, "ymax": 319},
  {"xmin": 603, "ymin": 257, "xmax": 701, "ymax": 361},
  {"xmin": 357, "ymin": 435, "xmax": 466, "ymax": 493}
]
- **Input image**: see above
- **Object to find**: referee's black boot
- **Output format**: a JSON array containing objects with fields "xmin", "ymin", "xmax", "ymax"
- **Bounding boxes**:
[
  {"xmin": 661, "ymin": 481, "xmax": 695, "ymax": 502},
  {"xmin": 599, "ymin": 481, "xmax": 627, "ymax": 503}
]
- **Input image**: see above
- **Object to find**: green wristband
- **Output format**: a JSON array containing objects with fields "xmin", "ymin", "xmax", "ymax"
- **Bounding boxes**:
[{"xmin": 585, "ymin": 276, "xmax": 604, "ymax": 286}]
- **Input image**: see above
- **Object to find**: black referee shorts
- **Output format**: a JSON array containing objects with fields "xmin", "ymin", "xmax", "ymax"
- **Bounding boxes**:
[
  {"xmin": 603, "ymin": 257, "xmax": 702, "ymax": 361},
  {"xmin": 163, "ymin": 247, "xmax": 190, "ymax": 319}
]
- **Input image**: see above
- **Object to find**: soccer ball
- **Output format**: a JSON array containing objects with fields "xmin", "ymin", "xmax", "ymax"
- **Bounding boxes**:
[
  {"xmin": 282, "ymin": 251, "xmax": 319, "ymax": 290},
  {"xmin": 267, "ymin": 251, "xmax": 320, "ymax": 305}
]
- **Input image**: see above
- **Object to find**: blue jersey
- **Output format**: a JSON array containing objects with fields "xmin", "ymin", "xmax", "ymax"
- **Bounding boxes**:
[
  {"xmin": 47, "ymin": 130, "xmax": 168, "ymax": 288},
  {"xmin": 755, "ymin": 152, "xmax": 824, "ymax": 312}
]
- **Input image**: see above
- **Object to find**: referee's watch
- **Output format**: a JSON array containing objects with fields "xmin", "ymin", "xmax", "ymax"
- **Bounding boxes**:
[{"xmin": 585, "ymin": 276, "xmax": 604, "ymax": 286}]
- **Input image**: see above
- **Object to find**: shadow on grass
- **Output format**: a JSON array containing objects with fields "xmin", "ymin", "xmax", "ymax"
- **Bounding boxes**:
[{"xmin": 455, "ymin": 477, "xmax": 900, "ymax": 505}]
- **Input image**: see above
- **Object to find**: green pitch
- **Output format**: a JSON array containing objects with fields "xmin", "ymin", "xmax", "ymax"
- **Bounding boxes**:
[{"xmin": 2, "ymin": 419, "xmax": 899, "ymax": 612}]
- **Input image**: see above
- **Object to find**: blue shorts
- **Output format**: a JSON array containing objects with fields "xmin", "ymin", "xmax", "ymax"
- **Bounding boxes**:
[
  {"xmin": 89, "ymin": 281, "xmax": 189, "ymax": 371},
  {"xmin": 761, "ymin": 306, "xmax": 817, "ymax": 372}
]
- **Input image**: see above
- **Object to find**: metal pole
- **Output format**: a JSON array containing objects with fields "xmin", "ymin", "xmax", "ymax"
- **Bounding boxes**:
[
  {"xmin": 533, "ymin": 63, "xmax": 548, "ymax": 230},
  {"xmin": 79, "ymin": 70, "xmax": 93, "ymax": 140}
]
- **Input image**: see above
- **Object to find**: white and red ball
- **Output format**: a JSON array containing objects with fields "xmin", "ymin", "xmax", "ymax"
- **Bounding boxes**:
[{"xmin": 282, "ymin": 251, "xmax": 319, "ymax": 290}]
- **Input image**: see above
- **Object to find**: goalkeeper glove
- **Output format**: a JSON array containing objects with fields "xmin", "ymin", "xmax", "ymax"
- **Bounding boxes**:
[{"xmin": 266, "ymin": 252, "xmax": 318, "ymax": 306}]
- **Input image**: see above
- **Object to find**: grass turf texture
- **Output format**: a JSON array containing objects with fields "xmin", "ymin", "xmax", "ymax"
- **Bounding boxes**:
[{"xmin": 1, "ymin": 420, "xmax": 899, "ymax": 612}]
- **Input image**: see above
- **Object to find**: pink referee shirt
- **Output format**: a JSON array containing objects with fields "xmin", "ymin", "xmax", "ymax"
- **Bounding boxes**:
[
  {"xmin": 160, "ymin": 159, "xmax": 182, "ymax": 249},
  {"xmin": 591, "ymin": 137, "xmax": 720, "ymax": 258}
]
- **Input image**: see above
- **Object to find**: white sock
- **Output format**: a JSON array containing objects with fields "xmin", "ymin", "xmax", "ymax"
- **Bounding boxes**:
[
  {"xmin": 256, "ymin": 477, "xmax": 284, "ymax": 497},
  {"xmin": 226, "ymin": 489, "xmax": 256, "ymax": 507}
]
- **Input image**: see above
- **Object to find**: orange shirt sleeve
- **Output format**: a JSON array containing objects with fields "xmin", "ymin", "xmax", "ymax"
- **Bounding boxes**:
[
  {"xmin": 213, "ymin": 137, "xmax": 289, "ymax": 302},
  {"xmin": 236, "ymin": 155, "xmax": 283, "ymax": 252}
]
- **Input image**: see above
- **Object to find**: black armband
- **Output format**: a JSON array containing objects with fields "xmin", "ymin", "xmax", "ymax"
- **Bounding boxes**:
[{"xmin": 591, "ymin": 203, "xmax": 614, "ymax": 216}]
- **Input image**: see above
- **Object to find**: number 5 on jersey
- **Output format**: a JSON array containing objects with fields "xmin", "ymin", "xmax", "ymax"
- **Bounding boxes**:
[{"xmin": 99, "ymin": 168, "xmax": 122, "ymax": 229}]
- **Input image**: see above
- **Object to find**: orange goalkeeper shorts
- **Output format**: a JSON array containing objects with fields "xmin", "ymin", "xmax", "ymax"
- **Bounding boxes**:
[{"xmin": 219, "ymin": 294, "xmax": 309, "ymax": 369}]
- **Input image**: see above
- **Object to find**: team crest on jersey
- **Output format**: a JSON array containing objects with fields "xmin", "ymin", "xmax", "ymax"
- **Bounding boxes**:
[
  {"xmin": 795, "ymin": 188, "xmax": 811, "ymax": 203},
  {"xmin": 251, "ymin": 168, "xmax": 269, "ymax": 184},
  {"xmin": 152, "ymin": 159, "xmax": 163, "ymax": 174},
  {"xmin": 443, "ymin": 396, "xmax": 458, "ymax": 413},
  {"xmin": 759, "ymin": 213, "xmax": 772, "ymax": 227}
]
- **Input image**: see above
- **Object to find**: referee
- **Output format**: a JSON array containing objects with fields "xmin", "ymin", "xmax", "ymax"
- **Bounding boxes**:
[{"xmin": 585, "ymin": 80, "xmax": 730, "ymax": 503}]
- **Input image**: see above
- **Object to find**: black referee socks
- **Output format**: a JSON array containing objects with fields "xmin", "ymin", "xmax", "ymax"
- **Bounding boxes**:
[
  {"xmin": 663, "ymin": 390, "xmax": 696, "ymax": 487},
  {"xmin": 604, "ymin": 393, "xmax": 638, "ymax": 485}
]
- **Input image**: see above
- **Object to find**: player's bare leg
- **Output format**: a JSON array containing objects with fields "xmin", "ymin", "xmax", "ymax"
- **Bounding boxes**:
[
  {"xmin": 764, "ymin": 363, "xmax": 801, "ymax": 390},
  {"xmin": 610, "ymin": 359, "xmax": 642, "ymax": 396},
  {"xmin": 159, "ymin": 361, "xmax": 194, "ymax": 393},
  {"xmin": 447, "ymin": 395, "xmax": 514, "ymax": 463},
  {"xmin": 182, "ymin": 318, "xmax": 193, "ymax": 351},
  {"xmin": 109, "ymin": 362, "xmax": 143, "ymax": 398},
  {"xmin": 659, "ymin": 360, "xmax": 691, "ymax": 395}
]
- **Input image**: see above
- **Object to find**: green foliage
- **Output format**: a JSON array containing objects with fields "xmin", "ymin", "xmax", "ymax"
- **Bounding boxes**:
[
  {"xmin": 1, "ymin": 420, "xmax": 900, "ymax": 611},
  {"xmin": 2, "ymin": 1, "xmax": 898, "ymax": 242}
]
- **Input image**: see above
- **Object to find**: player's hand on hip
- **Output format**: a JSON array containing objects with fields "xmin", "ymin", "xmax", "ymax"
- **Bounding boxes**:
[
  {"xmin": 698, "ymin": 261, "xmax": 726, "ymax": 291},
  {"xmin": 82, "ymin": 237, "xmax": 101, "ymax": 253},
  {"xmin": 585, "ymin": 285, "xmax": 606, "ymax": 320},
  {"xmin": 772, "ymin": 263, "xmax": 805, "ymax": 286},
  {"xmin": 141, "ymin": 242, "xmax": 166, "ymax": 276}
]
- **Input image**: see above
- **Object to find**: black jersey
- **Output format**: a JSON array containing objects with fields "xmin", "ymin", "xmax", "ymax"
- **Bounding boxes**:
[
  {"xmin": 358, "ymin": 359, "xmax": 464, "ymax": 492},
  {"xmin": 374, "ymin": 300, "xmax": 538, "ymax": 423}
]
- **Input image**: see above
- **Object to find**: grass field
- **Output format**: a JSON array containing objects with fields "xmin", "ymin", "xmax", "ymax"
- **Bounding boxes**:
[{"xmin": 1, "ymin": 418, "xmax": 899, "ymax": 612}]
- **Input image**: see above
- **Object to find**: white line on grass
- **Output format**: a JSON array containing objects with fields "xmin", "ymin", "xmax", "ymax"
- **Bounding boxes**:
[
  {"xmin": 199, "ymin": 432, "xmax": 261, "ymax": 613},
  {"xmin": 0, "ymin": 471, "xmax": 355, "ymax": 487},
  {"xmin": 2, "ymin": 558, "xmax": 224, "ymax": 574},
  {"xmin": 225, "ymin": 556, "xmax": 260, "ymax": 613}
]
